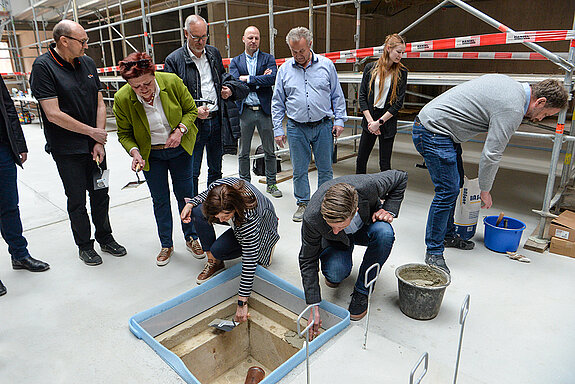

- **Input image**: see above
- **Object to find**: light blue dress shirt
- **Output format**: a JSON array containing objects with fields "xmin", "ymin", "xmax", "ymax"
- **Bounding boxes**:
[
  {"xmin": 244, "ymin": 50, "xmax": 260, "ymax": 106},
  {"xmin": 271, "ymin": 51, "xmax": 347, "ymax": 137}
]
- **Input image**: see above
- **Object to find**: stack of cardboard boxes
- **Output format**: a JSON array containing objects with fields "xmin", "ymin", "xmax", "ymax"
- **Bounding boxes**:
[{"xmin": 549, "ymin": 210, "xmax": 575, "ymax": 258}]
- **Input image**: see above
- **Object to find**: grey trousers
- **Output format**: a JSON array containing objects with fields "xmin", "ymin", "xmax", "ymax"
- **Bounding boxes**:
[{"xmin": 238, "ymin": 107, "xmax": 277, "ymax": 186}]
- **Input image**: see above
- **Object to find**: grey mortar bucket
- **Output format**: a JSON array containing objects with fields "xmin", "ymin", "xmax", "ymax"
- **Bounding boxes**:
[{"xmin": 395, "ymin": 263, "xmax": 451, "ymax": 320}]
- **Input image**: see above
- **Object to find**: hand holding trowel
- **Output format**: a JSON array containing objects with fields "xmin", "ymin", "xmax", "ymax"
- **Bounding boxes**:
[
  {"xmin": 93, "ymin": 156, "xmax": 110, "ymax": 190},
  {"xmin": 122, "ymin": 162, "xmax": 146, "ymax": 190}
]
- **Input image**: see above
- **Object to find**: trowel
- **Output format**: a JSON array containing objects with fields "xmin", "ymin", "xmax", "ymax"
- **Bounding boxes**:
[
  {"xmin": 209, "ymin": 318, "xmax": 237, "ymax": 332},
  {"xmin": 122, "ymin": 164, "xmax": 146, "ymax": 190},
  {"xmin": 93, "ymin": 156, "xmax": 110, "ymax": 190}
]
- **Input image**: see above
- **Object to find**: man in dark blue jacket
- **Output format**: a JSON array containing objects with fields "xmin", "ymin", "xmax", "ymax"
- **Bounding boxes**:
[
  {"xmin": 229, "ymin": 26, "xmax": 282, "ymax": 198},
  {"xmin": 0, "ymin": 77, "xmax": 50, "ymax": 296}
]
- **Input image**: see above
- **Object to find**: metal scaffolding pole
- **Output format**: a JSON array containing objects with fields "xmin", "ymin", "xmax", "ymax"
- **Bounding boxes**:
[
  {"xmin": 119, "ymin": 0, "xmax": 128, "ymax": 58},
  {"xmin": 224, "ymin": 0, "xmax": 230, "ymax": 58},
  {"xmin": 28, "ymin": 0, "xmax": 42, "ymax": 56},
  {"xmin": 140, "ymin": 0, "xmax": 150, "ymax": 53},
  {"xmin": 105, "ymin": 0, "xmax": 117, "ymax": 69},
  {"xmin": 308, "ymin": 0, "xmax": 313, "ymax": 37},
  {"xmin": 399, "ymin": 0, "xmax": 449, "ymax": 36},
  {"xmin": 72, "ymin": 0, "xmax": 79, "ymax": 22},
  {"xmin": 146, "ymin": 0, "xmax": 155, "ymax": 59},
  {"xmin": 558, "ymin": 11, "xmax": 575, "ymax": 190},
  {"xmin": 268, "ymin": 0, "xmax": 275, "ymax": 56},
  {"xmin": 326, "ymin": 0, "xmax": 331, "ymax": 53},
  {"xmin": 98, "ymin": 18, "xmax": 106, "ymax": 66},
  {"xmin": 178, "ymin": 0, "xmax": 184, "ymax": 46}
]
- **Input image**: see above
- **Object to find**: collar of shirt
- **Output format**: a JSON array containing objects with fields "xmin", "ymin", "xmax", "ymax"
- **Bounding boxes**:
[
  {"xmin": 522, "ymin": 82, "xmax": 531, "ymax": 115},
  {"xmin": 135, "ymin": 79, "xmax": 160, "ymax": 106},
  {"xmin": 344, "ymin": 211, "xmax": 364, "ymax": 235},
  {"xmin": 291, "ymin": 50, "xmax": 319, "ymax": 70},
  {"xmin": 48, "ymin": 43, "xmax": 81, "ymax": 70}
]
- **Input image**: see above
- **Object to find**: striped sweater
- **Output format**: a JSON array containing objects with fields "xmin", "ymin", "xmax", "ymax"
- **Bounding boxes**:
[{"xmin": 189, "ymin": 178, "xmax": 280, "ymax": 297}]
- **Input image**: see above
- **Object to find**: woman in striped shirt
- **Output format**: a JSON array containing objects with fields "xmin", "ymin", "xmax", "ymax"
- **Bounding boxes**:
[{"xmin": 181, "ymin": 177, "xmax": 279, "ymax": 322}]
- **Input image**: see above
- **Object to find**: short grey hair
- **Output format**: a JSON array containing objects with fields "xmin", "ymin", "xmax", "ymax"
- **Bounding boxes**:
[
  {"xmin": 185, "ymin": 14, "xmax": 207, "ymax": 32},
  {"xmin": 286, "ymin": 27, "xmax": 313, "ymax": 45},
  {"xmin": 53, "ymin": 20, "xmax": 74, "ymax": 42}
]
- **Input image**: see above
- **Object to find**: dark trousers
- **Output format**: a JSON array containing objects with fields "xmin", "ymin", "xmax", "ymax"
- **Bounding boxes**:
[
  {"xmin": 192, "ymin": 117, "xmax": 222, "ymax": 196},
  {"xmin": 0, "ymin": 143, "xmax": 29, "ymax": 260},
  {"xmin": 52, "ymin": 153, "xmax": 113, "ymax": 250},
  {"xmin": 238, "ymin": 108, "xmax": 277, "ymax": 186},
  {"xmin": 143, "ymin": 146, "xmax": 194, "ymax": 248},
  {"xmin": 356, "ymin": 129, "xmax": 395, "ymax": 174},
  {"xmin": 191, "ymin": 204, "xmax": 241, "ymax": 261}
]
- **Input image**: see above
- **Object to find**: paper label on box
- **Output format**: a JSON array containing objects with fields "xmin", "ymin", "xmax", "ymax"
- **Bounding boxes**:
[{"xmin": 554, "ymin": 228, "xmax": 570, "ymax": 240}]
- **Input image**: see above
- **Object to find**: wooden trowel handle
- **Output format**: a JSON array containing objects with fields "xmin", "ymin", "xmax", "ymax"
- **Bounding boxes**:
[{"xmin": 495, "ymin": 212, "xmax": 504, "ymax": 227}]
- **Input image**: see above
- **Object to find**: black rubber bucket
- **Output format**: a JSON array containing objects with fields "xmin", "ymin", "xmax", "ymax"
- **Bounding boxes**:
[{"xmin": 395, "ymin": 263, "xmax": 451, "ymax": 320}]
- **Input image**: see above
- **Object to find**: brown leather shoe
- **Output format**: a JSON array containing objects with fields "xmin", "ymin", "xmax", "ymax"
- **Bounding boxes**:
[
  {"xmin": 244, "ymin": 366, "xmax": 265, "ymax": 384},
  {"xmin": 156, "ymin": 247, "xmax": 173, "ymax": 266},
  {"xmin": 196, "ymin": 259, "xmax": 225, "ymax": 284},
  {"xmin": 186, "ymin": 238, "xmax": 205, "ymax": 259},
  {"xmin": 325, "ymin": 277, "xmax": 340, "ymax": 288}
]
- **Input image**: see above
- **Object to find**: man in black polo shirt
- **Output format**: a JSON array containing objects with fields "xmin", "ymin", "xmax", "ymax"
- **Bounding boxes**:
[
  {"xmin": 0, "ymin": 76, "xmax": 50, "ymax": 297},
  {"xmin": 30, "ymin": 20, "xmax": 126, "ymax": 266}
]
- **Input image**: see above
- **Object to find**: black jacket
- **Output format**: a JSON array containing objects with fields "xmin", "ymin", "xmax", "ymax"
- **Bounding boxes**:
[
  {"xmin": 358, "ymin": 62, "xmax": 408, "ymax": 139},
  {"xmin": 164, "ymin": 44, "xmax": 249, "ymax": 154},
  {"xmin": 0, "ymin": 76, "xmax": 28, "ymax": 166},
  {"xmin": 299, "ymin": 170, "xmax": 408, "ymax": 304}
]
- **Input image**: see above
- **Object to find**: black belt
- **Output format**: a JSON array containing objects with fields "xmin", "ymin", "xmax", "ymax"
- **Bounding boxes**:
[
  {"xmin": 204, "ymin": 111, "xmax": 218, "ymax": 120},
  {"xmin": 290, "ymin": 116, "xmax": 330, "ymax": 127},
  {"xmin": 245, "ymin": 104, "xmax": 261, "ymax": 111}
]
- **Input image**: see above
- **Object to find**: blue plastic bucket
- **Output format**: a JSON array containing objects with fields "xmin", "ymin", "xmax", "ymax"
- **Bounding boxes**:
[{"xmin": 483, "ymin": 215, "xmax": 526, "ymax": 253}]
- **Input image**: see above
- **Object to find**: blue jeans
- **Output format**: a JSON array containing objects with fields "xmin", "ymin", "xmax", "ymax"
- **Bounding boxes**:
[
  {"xmin": 191, "ymin": 204, "xmax": 241, "ymax": 261},
  {"xmin": 319, "ymin": 221, "xmax": 394, "ymax": 295},
  {"xmin": 0, "ymin": 143, "xmax": 29, "ymax": 260},
  {"xmin": 192, "ymin": 117, "xmax": 222, "ymax": 196},
  {"xmin": 286, "ymin": 118, "xmax": 334, "ymax": 205},
  {"xmin": 412, "ymin": 120, "xmax": 462, "ymax": 256},
  {"xmin": 143, "ymin": 146, "xmax": 194, "ymax": 248}
]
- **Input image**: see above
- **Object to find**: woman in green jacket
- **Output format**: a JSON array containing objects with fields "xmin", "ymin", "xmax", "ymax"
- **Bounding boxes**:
[{"xmin": 113, "ymin": 52, "xmax": 198, "ymax": 266}]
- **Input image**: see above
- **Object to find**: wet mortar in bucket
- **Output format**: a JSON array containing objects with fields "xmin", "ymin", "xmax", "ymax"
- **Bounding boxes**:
[{"xmin": 395, "ymin": 264, "xmax": 451, "ymax": 320}]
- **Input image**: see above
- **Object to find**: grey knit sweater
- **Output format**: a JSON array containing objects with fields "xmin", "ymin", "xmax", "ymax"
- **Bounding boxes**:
[{"xmin": 418, "ymin": 74, "xmax": 528, "ymax": 191}]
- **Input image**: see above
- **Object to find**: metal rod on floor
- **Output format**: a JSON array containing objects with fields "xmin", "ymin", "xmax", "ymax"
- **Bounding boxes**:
[
  {"xmin": 297, "ymin": 304, "xmax": 318, "ymax": 384},
  {"xmin": 362, "ymin": 263, "xmax": 380, "ymax": 350},
  {"xmin": 410, "ymin": 352, "xmax": 429, "ymax": 384},
  {"xmin": 453, "ymin": 294, "xmax": 470, "ymax": 384}
]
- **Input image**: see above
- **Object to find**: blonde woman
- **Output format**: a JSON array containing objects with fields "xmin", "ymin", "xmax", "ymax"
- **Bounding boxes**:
[{"xmin": 356, "ymin": 34, "xmax": 408, "ymax": 173}]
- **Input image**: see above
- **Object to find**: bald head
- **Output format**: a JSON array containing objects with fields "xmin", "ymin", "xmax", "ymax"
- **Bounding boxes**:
[
  {"xmin": 53, "ymin": 20, "xmax": 83, "ymax": 43},
  {"xmin": 242, "ymin": 26, "xmax": 261, "ymax": 55}
]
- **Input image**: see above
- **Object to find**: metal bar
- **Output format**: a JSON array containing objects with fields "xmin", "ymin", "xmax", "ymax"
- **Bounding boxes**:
[
  {"xmin": 72, "ymin": 0, "xmax": 78, "ymax": 22},
  {"xmin": 326, "ymin": 0, "xmax": 331, "ymax": 53},
  {"xmin": 558, "ymin": 11, "xmax": 575, "ymax": 189},
  {"xmin": 119, "ymin": 0, "xmax": 128, "ymax": 58},
  {"xmin": 362, "ymin": 263, "xmax": 380, "ymax": 350},
  {"xmin": 105, "ymin": 0, "xmax": 116, "ymax": 69},
  {"xmin": 146, "ymin": 0, "xmax": 155, "ymax": 59},
  {"xmin": 28, "ymin": 0, "xmax": 42, "ymax": 56},
  {"xmin": 268, "ymin": 0, "xmax": 275, "ymax": 56},
  {"xmin": 140, "ymin": 0, "xmax": 149, "ymax": 53},
  {"xmin": 453, "ymin": 294, "xmax": 470, "ymax": 384},
  {"xmin": 178, "ymin": 0, "xmax": 184, "ymax": 47},
  {"xmin": 447, "ymin": 0, "xmax": 573, "ymax": 72},
  {"xmin": 224, "ymin": 0, "xmax": 230, "ymax": 59},
  {"xmin": 399, "ymin": 0, "xmax": 449, "ymax": 37},
  {"xmin": 410, "ymin": 352, "xmax": 429, "ymax": 384},
  {"xmin": 309, "ymin": 0, "xmax": 313, "ymax": 37},
  {"xmin": 297, "ymin": 304, "xmax": 318, "ymax": 384},
  {"xmin": 110, "ymin": 26, "xmax": 138, "ymax": 52},
  {"xmin": 98, "ymin": 18, "xmax": 106, "ymax": 67}
]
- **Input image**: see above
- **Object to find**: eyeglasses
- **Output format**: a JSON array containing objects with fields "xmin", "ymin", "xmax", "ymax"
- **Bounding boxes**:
[
  {"xmin": 63, "ymin": 35, "xmax": 89, "ymax": 45},
  {"xmin": 119, "ymin": 59, "xmax": 152, "ymax": 71},
  {"xmin": 189, "ymin": 34, "xmax": 209, "ymax": 42}
]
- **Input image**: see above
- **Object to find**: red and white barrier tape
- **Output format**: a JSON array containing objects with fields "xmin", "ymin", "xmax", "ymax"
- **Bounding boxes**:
[{"xmin": 2, "ymin": 29, "xmax": 573, "ymax": 76}]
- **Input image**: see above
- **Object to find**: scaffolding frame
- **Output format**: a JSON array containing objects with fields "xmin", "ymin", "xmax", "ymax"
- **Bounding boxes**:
[{"xmin": 7, "ymin": 0, "xmax": 575, "ymax": 245}]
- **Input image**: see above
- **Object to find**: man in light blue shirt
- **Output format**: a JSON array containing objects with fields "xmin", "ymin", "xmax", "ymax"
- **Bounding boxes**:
[
  {"xmin": 229, "ymin": 26, "xmax": 282, "ymax": 198},
  {"xmin": 272, "ymin": 26, "xmax": 347, "ymax": 222}
]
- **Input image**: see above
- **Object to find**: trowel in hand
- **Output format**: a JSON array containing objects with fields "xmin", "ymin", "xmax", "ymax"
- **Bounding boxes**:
[
  {"xmin": 209, "ymin": 318, "xmax": 237, "ymax": 332},
  {"xmin": 93, "ymin": 156, "xmax": 110, "ymax": 190},
  {"xmin": 122, "ymin": 164, "xmax": 146, "ymax": 190}
]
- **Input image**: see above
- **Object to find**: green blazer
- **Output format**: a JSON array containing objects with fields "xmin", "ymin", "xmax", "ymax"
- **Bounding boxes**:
[{"xmin": 113, "ymin": 71, "xmax": 198, "ymax": 171}]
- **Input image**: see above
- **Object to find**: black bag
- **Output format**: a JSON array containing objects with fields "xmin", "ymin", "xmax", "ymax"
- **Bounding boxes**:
[{"xmin": 253, "ymin": 145, "xmax": 281, "ymax": 176}]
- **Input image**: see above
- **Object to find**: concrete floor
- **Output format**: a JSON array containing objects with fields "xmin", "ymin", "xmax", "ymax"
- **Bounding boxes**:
[{"xmin": 1, "ymin": 120, "xmax": 574, "ymax": 384}]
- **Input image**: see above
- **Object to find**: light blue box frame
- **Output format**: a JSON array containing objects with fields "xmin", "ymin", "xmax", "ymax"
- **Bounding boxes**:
[{"xmin": 129, "ymin": 263, "xmax": 350, "ymax": 383}]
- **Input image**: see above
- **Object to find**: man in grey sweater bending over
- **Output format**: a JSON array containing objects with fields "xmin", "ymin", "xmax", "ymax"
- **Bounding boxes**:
[{"xmin": 413, "ymin": 74, "xmax": 568, "ymax": 274}]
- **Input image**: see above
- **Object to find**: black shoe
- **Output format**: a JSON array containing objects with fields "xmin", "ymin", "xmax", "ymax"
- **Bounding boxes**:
[
  {"xmin": 425, "ymin": 253, "xmax": 451, "ymax": 275},
  {"xmin": 100, "ymin": 240, "xmax": 127, "ymax": 257},
  {"xmin": 0, "ymin": 280, "xmax": 6, "ymax": 296},
  {"xmin": 348, "ymin": 290, "xmax": 369, "ymax": 321},
  {"xmin": 79, "ymin": 248, "xmax": 103, "ymax": 266},
  {"xmin": 12, "ymin": 256, "xmax": 50, "ymax": 272},
  {"xmin": 444, "ymin": 235, "xmax": 475, "ymax": 250}
]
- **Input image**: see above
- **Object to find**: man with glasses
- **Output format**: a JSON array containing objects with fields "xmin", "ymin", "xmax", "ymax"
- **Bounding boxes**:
[
  {"xmin": 165, "ymin": 15, "xmax": 247, "ymax": 270},
  {"xmin": 30, "ymin": 20, "xmax": 126, "ymax": 266}
]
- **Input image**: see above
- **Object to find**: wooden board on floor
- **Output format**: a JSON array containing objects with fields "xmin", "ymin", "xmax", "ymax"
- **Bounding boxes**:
[{"xmin": 523, "ymin": 219, "xmax": 551, "ymax": 253}]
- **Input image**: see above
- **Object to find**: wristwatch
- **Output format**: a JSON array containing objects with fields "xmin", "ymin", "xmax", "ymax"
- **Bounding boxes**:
[
  {"xmin": 237, "ymin": 300, "xmax": 247, "ymax": 307},
  {"xmin": 378, "ymin": 118, "xmax": 384, "ymax": 125},
  {"xmin": 178, "ymin": 124, "xmax": 188, "ymax": 134}
]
